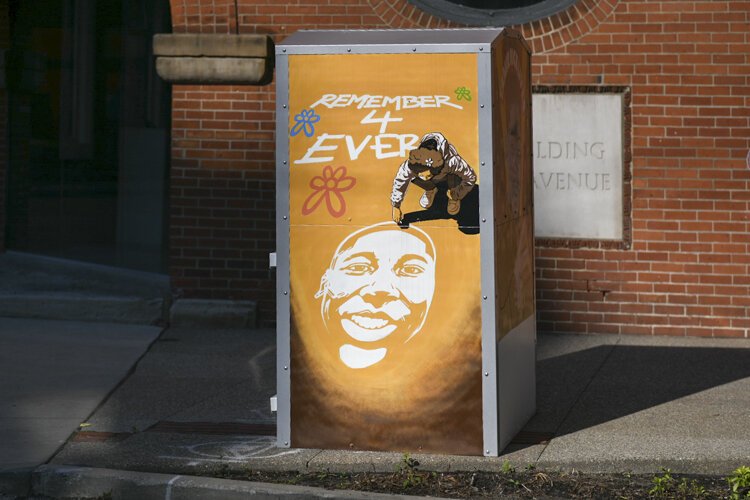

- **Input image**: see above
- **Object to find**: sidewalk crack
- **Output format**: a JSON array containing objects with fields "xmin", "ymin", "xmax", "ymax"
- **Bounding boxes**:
[{"xmin": 305, "ymin": 449, "xmax": 324, "ymax": 469}]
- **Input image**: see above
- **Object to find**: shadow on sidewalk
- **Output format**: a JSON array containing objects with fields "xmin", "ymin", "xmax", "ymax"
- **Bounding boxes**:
[
  {"xmin": 510, "ymin": 343, "xmax": 750, "ymax": 451},
  {"xmin": 38, "ymin": 330, "xmax": 750, "ymax": 472}
]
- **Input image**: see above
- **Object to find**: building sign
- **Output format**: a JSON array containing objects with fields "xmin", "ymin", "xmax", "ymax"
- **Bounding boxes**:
[
  {"xmin": 532, "ymin": 92, "xmax": 624, "ymax": 240},
  {"xmin": 287, "ymin": 53, "xmax": 483, "ymax": 455}
]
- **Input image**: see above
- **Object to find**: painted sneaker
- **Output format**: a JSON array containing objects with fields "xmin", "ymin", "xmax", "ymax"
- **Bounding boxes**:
[
  {"xmin": 419, "ymin": 188, "xmax": 437, "ymax": 209},
  {"xmin": 447, "ymin": 198, "xmax": 461, "ymax": 215}
]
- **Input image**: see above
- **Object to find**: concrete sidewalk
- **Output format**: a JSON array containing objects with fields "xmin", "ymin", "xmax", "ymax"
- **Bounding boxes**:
[
  {"xmin": 0, "ymin": 317, "xmax": 162, "ymax": 497},
  {"xmin": 1, "ymin": 316, "xmax": 749, "ymax": 498}
]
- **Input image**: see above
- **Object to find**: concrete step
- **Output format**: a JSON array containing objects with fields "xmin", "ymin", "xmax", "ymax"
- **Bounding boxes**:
[
  {"xmin": 0, "ymin": 251, "xmax": 258, "ymax": 327},
  {"xmin": 0, "ymin": 293, "xmax": 168, "ymax": 325},
  {"xmin": 0, "ymin": 251, "xmax": 171, "ymax": 325}
]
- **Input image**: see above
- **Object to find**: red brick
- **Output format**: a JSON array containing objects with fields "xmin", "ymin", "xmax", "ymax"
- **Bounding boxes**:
[{"xmin": 160, "ymin": 0, "xmax": 750, "ymax": 335}]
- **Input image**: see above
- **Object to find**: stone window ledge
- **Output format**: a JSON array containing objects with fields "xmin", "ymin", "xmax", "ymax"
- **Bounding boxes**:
[{"xmin": 153, "ymin": 34, "xmax": 274, "ymax": 85}]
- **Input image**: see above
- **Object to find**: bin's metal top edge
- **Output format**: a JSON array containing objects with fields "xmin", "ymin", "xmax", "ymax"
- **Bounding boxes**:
[{"xmin": 277, "ymin": 28, "xmax": 508, "ymax": 51}]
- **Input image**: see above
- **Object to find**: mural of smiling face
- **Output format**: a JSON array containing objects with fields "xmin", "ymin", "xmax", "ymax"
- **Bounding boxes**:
[{"xmin": 316, "ymin": 223, "xmax": 436, "ymax": 369}]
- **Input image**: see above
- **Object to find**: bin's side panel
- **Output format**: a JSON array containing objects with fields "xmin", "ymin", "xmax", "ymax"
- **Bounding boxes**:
[
  {"xmin": 493, "ymin": 35, "xmax": 537, "ymax": 451},
  {"xmin": 287, "ymin": 52, "xmax": 484, "ymax": 455},
  {"xmin": 275, "ymin": 52, "xmax": 292, "ymax": 448}
]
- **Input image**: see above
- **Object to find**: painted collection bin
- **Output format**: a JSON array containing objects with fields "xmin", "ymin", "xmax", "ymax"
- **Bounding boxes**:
[{"xmin": 275, "ymin": 28, "xmax": 535, "ymax": 457}]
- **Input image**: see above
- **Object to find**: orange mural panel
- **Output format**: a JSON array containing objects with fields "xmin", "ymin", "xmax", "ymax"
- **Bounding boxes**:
[{"xmin": 287, "ymin": 53, "xmax": 483, "ymax": 454}]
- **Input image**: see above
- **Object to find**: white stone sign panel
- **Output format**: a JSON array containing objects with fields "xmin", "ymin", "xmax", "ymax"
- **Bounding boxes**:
[{"xmin": 532, "ymin": 93, "xmax": 623, "ymax": 240}]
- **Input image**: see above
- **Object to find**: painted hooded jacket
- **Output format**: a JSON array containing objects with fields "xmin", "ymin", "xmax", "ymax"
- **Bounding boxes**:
[{"xmin": 390, "ymin": 132, "xmax": 477, "ymax": 208}]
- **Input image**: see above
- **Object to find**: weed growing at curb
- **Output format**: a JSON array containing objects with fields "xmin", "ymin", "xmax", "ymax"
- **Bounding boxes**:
[
  {"xmin": 222, "ymin": 465, "xmax": 744, "ymax": 499},
  {"xmin": 728, "ymin": 466, "xmax": 750, "ymax": 500},
  {"xmin": 649, "ymin": 468, "xmax": 674, "ymax": 497},
  {"xmin": 395, "ymin": 453, "xmax": 425, "ymax": 489},
  {"xmin": 501, "ymin": 460, "xmax": 515, "ymax": 474}
]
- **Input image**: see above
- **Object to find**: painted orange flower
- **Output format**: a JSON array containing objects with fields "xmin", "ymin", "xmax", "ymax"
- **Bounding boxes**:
[{"xmin": 302, "ymin": 165, "xmax": 356, "ymax": 218}]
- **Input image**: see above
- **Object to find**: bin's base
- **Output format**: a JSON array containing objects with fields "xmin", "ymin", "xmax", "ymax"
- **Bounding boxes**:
[{"xmin": 497, "ymin": 314, "xmax": 537, "ymax": 453}]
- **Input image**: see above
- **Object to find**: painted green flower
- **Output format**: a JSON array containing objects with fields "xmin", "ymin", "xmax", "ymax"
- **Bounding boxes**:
[{"xmin": 455, "ymin": 87, "xmax": 472, "ymax": 101}]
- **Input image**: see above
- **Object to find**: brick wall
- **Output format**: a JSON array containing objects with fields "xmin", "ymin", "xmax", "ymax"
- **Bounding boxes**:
[
  {"xmin": 169, "ymin": 85, "xmax": 277, "ymax": 311},
  {"xmin": 532, "ymin": 1, "xmax": 750, "ymax": 338},
  {"xmin": 167, "ymin": 0, "xmax": 749, "ymax": 337}
]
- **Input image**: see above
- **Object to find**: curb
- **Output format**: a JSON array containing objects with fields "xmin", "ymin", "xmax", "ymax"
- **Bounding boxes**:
[
  {"xmin": 0, "ymin": 467, "xmax": 32, "ymax": 498},
  {"xmin": 31, "ymin": 465, "xmax": 434, "ymax": 500}
]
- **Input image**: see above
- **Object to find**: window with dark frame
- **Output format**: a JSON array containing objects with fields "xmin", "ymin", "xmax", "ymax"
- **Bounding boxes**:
[
  {"xmin": 443, "ymin": 0, "xmax": 557, "ymax": 7},
  {"xmin": 408, "ymin": 0, "xmax": 578, "ymax": 26}
]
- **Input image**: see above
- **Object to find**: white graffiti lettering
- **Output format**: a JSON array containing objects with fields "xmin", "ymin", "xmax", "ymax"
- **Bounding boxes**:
[{"xmin": 310, "ymin": 94, "xmax": 463, "ymax": 111}]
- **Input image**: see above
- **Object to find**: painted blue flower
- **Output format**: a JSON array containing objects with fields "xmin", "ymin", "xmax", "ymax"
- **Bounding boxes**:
[{"xmin": 290, "ymin": 109, "xmax": 321, "ymax": 137}]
